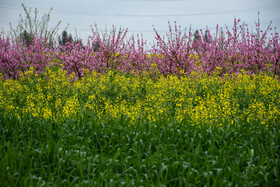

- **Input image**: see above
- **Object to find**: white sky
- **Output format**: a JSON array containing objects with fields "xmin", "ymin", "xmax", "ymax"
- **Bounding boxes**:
[{"xmin": 0, "ymin": 0, "xmax": 280, "ymax": 43}]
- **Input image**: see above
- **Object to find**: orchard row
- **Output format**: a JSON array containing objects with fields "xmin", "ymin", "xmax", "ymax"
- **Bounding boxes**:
[{"xmin": 1, "ymin": 19, "xmax": 279, "ymax": 80}]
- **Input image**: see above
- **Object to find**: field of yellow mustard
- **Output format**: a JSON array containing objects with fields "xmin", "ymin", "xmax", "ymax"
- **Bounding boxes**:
[{"xmin": 1, "ymin": 66, "xmax": 279, "ymax": 126}]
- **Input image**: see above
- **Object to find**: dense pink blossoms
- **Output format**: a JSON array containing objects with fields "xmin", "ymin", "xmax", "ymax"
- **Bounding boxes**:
[{"xmin": 1, "ymin": 19, "xmax": 279, "ymax": 79}]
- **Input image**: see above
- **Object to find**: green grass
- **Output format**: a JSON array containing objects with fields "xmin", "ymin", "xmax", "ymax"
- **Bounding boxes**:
[{"xmin": 1, "ymin": 112, "xmax": 279, "ymax": 186}]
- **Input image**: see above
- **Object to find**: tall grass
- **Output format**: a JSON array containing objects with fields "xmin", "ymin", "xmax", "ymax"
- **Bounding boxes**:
[{"xmin": 1, "ymin": 112, "xmax": 279, "ymax": 186}]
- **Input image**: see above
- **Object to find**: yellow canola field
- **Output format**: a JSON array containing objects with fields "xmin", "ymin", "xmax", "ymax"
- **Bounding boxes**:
[{"xmin": 0, "ymin": 67, "xmax": 279, "ymax": 126}]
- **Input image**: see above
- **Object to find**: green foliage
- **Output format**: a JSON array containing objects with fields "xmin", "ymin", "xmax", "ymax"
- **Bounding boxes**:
[
  {"xmin": 19, "ymin": 30, "xmax": 33, "ymax": 47},
  {"xmin": 58, "ymin": 30, "xmax": 73, "ymax": 46},
  {"xmin": 0, "ymin": 114, "xmax": 279, "ymax": 186}
]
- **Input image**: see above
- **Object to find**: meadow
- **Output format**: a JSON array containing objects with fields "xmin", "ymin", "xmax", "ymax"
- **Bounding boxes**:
[{"xmin": 1, "ymin": 19, "xmax": 280, "ymax": 186}]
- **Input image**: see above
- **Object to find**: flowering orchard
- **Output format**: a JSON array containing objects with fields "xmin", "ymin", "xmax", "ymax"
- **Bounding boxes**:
[{"xmin": 1, "ymin": 19, "xmax": 280, "ymax": 80}]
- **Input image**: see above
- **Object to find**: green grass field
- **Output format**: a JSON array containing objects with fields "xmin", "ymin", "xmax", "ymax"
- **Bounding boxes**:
[{"xmin": 1, "ymin": 114, "xmax": 279, "ymax": 186}]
